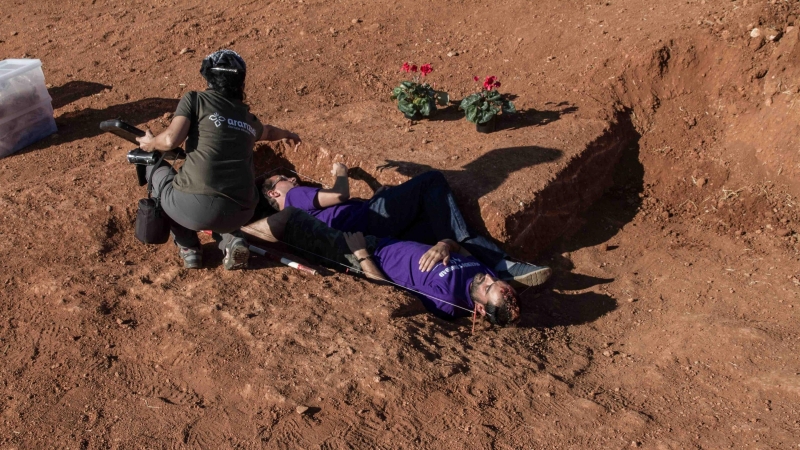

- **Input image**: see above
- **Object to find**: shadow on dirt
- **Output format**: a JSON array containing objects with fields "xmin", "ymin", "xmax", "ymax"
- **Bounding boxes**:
[
  {"xmin": 49, "ymin": 81, "xmax": 111, "ymax": 109},
  {"xmin": 552, "ymin": 128, "xmax": 644, "ymax": 255},
  {"xmin": 520, "ymin": 290, "xmax": 617, "ymax": 328},
  {"xmin": 376, "ymin": 145, "xmax": 563, "ymax": 234},
  {"xmin": 501, "ymin": 102, "xmax": 579, "ymax": 131},
  {"xmin": 18, "ymin": 97, "xmax": 180, "ymax": 154},
  {"xmin": 515, "ymin": 114, "xmax": 644, "ymax": 328}
]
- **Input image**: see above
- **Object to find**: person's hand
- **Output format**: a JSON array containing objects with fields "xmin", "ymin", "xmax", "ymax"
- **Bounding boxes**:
[
  {"xmin": 332, "ymin": 162, "xmax": 348, "ymax": 177},
  {"xmin": 343, "ymin": 232, "xmax": 369, "ymax": 259},
  {"xmin": 284, "ymin": 132, "xmax": 301, "ymax": 150},
  {"xmin": 419, "ymin": 241, "xmax": 450, "ymax": 272},
  {"xmin": 136, "ymin": 129, "xmax": 155, "ymax": 152}
]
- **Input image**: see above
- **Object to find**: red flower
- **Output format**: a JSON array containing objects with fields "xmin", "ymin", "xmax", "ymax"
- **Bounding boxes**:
[
  {"xmin": 473, "ymin": 76, "xmax": 479, "ymax": 82},
  {"xmin": 401, "ymin": 62, "xmax": 411, "ymax": 73},
  {"xmin": 410, "ymin": 64, "xmax": 418, "ymax": 72},
  {"xmin": 494, "ymin": 81, "xmax": 501, "ymax": 88},
  {"xmin": 483, "ymin": 76, "xmax": 498, "ymax": 90},
  {"xmin": 420, "ymin": 64, "xmax": 433, "ymax": 76}
]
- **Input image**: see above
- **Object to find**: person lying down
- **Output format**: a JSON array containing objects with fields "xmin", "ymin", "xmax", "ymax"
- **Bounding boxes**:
[{"xmin": 242, "ymin": 207, "xmax": 551, "ymax": 326}]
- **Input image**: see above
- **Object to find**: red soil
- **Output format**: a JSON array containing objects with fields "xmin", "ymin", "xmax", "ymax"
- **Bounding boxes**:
[{"xmin": 1, "ymin": 0, "xmax": 799, "ymax": 448}]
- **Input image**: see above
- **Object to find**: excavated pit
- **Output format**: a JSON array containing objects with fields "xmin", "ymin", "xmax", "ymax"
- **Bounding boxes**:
[{"xmin": 255, "ymin": 101, "xmax": 639, "ymax": 261}]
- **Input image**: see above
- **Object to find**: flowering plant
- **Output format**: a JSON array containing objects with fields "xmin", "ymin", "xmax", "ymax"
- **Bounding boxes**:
[
  {"xmin": 459, "ymin": 76, "xmax": 516, "ymax": 124},
  {"xmin": 391, "ymin": 62, "xmax": 449, "ymax": 118}
]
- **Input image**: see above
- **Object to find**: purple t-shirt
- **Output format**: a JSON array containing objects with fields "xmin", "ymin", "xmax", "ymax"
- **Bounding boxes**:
[
  {"xmin": 373, "ymin": 239, "xmax": 494, "ymax": 318},
  {"xmin": 284, "ymin": 186, "xmax": 370, "ymax": 232}
]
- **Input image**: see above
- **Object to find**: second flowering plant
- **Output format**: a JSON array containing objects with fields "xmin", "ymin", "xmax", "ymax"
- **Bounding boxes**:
[
  {"xmin": 459, "ymin": 76, "xmax": 516, "ymax": 131},
  {"xmin": 391, "ymin": 62, "xmax": 449, "ymax": 119}
]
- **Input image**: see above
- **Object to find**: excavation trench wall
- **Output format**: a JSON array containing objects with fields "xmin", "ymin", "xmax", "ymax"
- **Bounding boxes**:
[{"xmin": 265, "ymin": 110, "xmax": 639, "ymax": 261}]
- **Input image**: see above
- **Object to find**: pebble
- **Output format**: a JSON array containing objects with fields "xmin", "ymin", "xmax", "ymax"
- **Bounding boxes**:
[
  {"xmin": 351, "ymin": 18, "xmax": 361, "ymax": 24},
  {"xmin": 179, "ymin": 47, "xmax": 191, "ymax": 55},
  {"xmin": 764, "ymin": 27, "xmax": 782, "ymax": 41},
  {"xmin": 695, "ymin": 177, "xmax": 706, "ymax": 187},
  {"xmin": 750, "ymin": 28, "xmax": 762, "ymax": 38},
  {"xmin": 603, "ymin": 350, "xmax": 612, "ymax": 357},
  {"xmin": 447, "ymin": 51, "xmax": 458, "ymax": 57},
  {"xmin": 422, "ymin": 139, "xmax": 429, "ymax": 144},
  {"xmin": 11, "ymin": 31, "xmax": 17, "ymax": 36},
  {"xmin": 296, "ymin": 405, "xmax": 309, "ymax": 415},
  {"xmin": 777, "ymin": 228, "xmax": 791, "ymax": 237},
  {"xmin": 373, "ymin": 376, "xmax": 381, "ymax": 383},
  {"xmin": 106, "ymin": 205, "xmax": 113, "ymax": 212}
]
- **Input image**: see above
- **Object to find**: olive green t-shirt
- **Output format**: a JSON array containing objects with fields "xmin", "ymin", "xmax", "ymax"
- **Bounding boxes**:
[{"xmin": 172, "ymin": 90, "xmax": 264, "ymax": 208}]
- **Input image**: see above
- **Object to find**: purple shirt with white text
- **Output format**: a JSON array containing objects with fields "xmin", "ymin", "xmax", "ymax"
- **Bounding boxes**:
[{"xmin": 373, "ymin": 239, "xmax": 494, "ymax": 318}]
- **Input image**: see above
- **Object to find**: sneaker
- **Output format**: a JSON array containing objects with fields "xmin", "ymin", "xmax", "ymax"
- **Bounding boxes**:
[
  {"xmin": 178, "ymin": 246, "xmax": 203, "ymax": 269},
  {"xmin": 223, "ymin": 237, "xmax": 250, "ymax": 270},
  {"xmin": 498, "ymin": 262, "xmax": 552, "ymax": 288}
]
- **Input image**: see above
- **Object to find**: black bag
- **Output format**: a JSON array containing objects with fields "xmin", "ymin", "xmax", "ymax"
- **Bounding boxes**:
[{"xmin": 134, "ymin": 153, "xmax": 170, "ymax": 244}]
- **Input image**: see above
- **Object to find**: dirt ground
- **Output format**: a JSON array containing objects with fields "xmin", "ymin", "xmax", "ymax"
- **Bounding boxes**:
[{"xmin": 2, "ymin": 0, "xmax": 800, "ymax": 448}]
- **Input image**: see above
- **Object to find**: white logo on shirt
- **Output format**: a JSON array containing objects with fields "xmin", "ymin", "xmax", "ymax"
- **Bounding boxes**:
[
  {"xmin": 208, "ymin": 112, "xmax": 257, "ymax": 136},
  {"xmin": 209, "ymin": 113, "xmax": 226, "ymax": 127},
  {"xmin": 438, "ymin": 261, "xmax": 482, "ymax": 277}
]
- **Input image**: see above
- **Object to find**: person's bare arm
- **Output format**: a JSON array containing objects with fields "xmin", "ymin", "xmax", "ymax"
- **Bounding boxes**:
[
  {"xmin": 343, "ymin": 232, "xmax": 386, "ymax": 281},
  {"xmin": 259, "ymin": 124, "xmax": 301, "ymax": 148},
  {"xmin": 315, "ymin": 163, "xmax": 350, "ymax": 208},
  {"xmin": 136, "ymin": 116, "xmax": 191, "ymax": 151}
]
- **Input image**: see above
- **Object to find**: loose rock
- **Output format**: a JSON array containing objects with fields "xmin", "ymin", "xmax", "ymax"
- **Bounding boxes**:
[{"xmin": 296, "ymin": 405, "xmax": 309, "ymax": 415}]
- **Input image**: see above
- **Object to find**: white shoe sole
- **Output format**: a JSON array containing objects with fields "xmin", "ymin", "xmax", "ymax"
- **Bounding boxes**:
[
  {"xmin": 508, "ymin": 266, "xmax": 552, "ymax": 288},
  {"xmin": 223, "ymin": 243, "xmax": 250, "ymax": 270}
]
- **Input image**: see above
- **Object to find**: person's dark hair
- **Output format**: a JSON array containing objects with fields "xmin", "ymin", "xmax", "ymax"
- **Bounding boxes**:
[
  {"xmin": 469, "ymin": 277, "xmax": 517, "ymax": 326},
  {"xmin": 200, "ymin": 49, "xmax": 247, "ymax": 101},
  {"xmin": 262, "ymin": 177, "xmax": 281, "ymax": 211}
]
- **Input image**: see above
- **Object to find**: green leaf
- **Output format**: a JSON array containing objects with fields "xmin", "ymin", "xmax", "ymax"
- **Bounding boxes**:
[
  {"xmin": 398, "ymin": 100, "xmax": 417, "ymax": 115},
  {"xmin": 420, "ymin": 99, "xmax": 433, "ymax": 116},
  {"xmin": 503, "ymin": 100, "xmax": 516, "ymax": 114},
  {"xmin": 485, "ymin": 91, "xmax": 502, "ymax": 102},
  {"xmin": 478, "ymin": 110, "xmax": 495, "ymax": 124},
  {"xmin": 401, "ymin": 81, "xmax": 416, "ymax": 89},
  {"xmin": 459, "ymin": 94, "xmax": 482, "ymax": 110},
  {"xmin": 436, "ymin": 91, "xmax": 449, "ymax": 106},
  {"xmin": 465, "ymin": 105, "xmax": 480, "ymax": 123}
]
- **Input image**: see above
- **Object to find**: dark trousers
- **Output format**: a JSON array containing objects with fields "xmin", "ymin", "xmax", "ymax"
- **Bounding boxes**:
[
  {"xmin": 147, "ymin": 163, "xmax": 255, "ymax": 250},
  {"xmin": 365, "ymin": 171, "xmax": 507, "ymax": 267}
]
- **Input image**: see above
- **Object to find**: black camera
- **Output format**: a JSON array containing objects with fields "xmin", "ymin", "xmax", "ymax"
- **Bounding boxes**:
[
  {"xmin": 127, "ymin": 148, "xmax": 160, "ymax": 165},
  {"xmin": 127, "ymin": 149, "xmax": 158, "ymax": 186}
]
